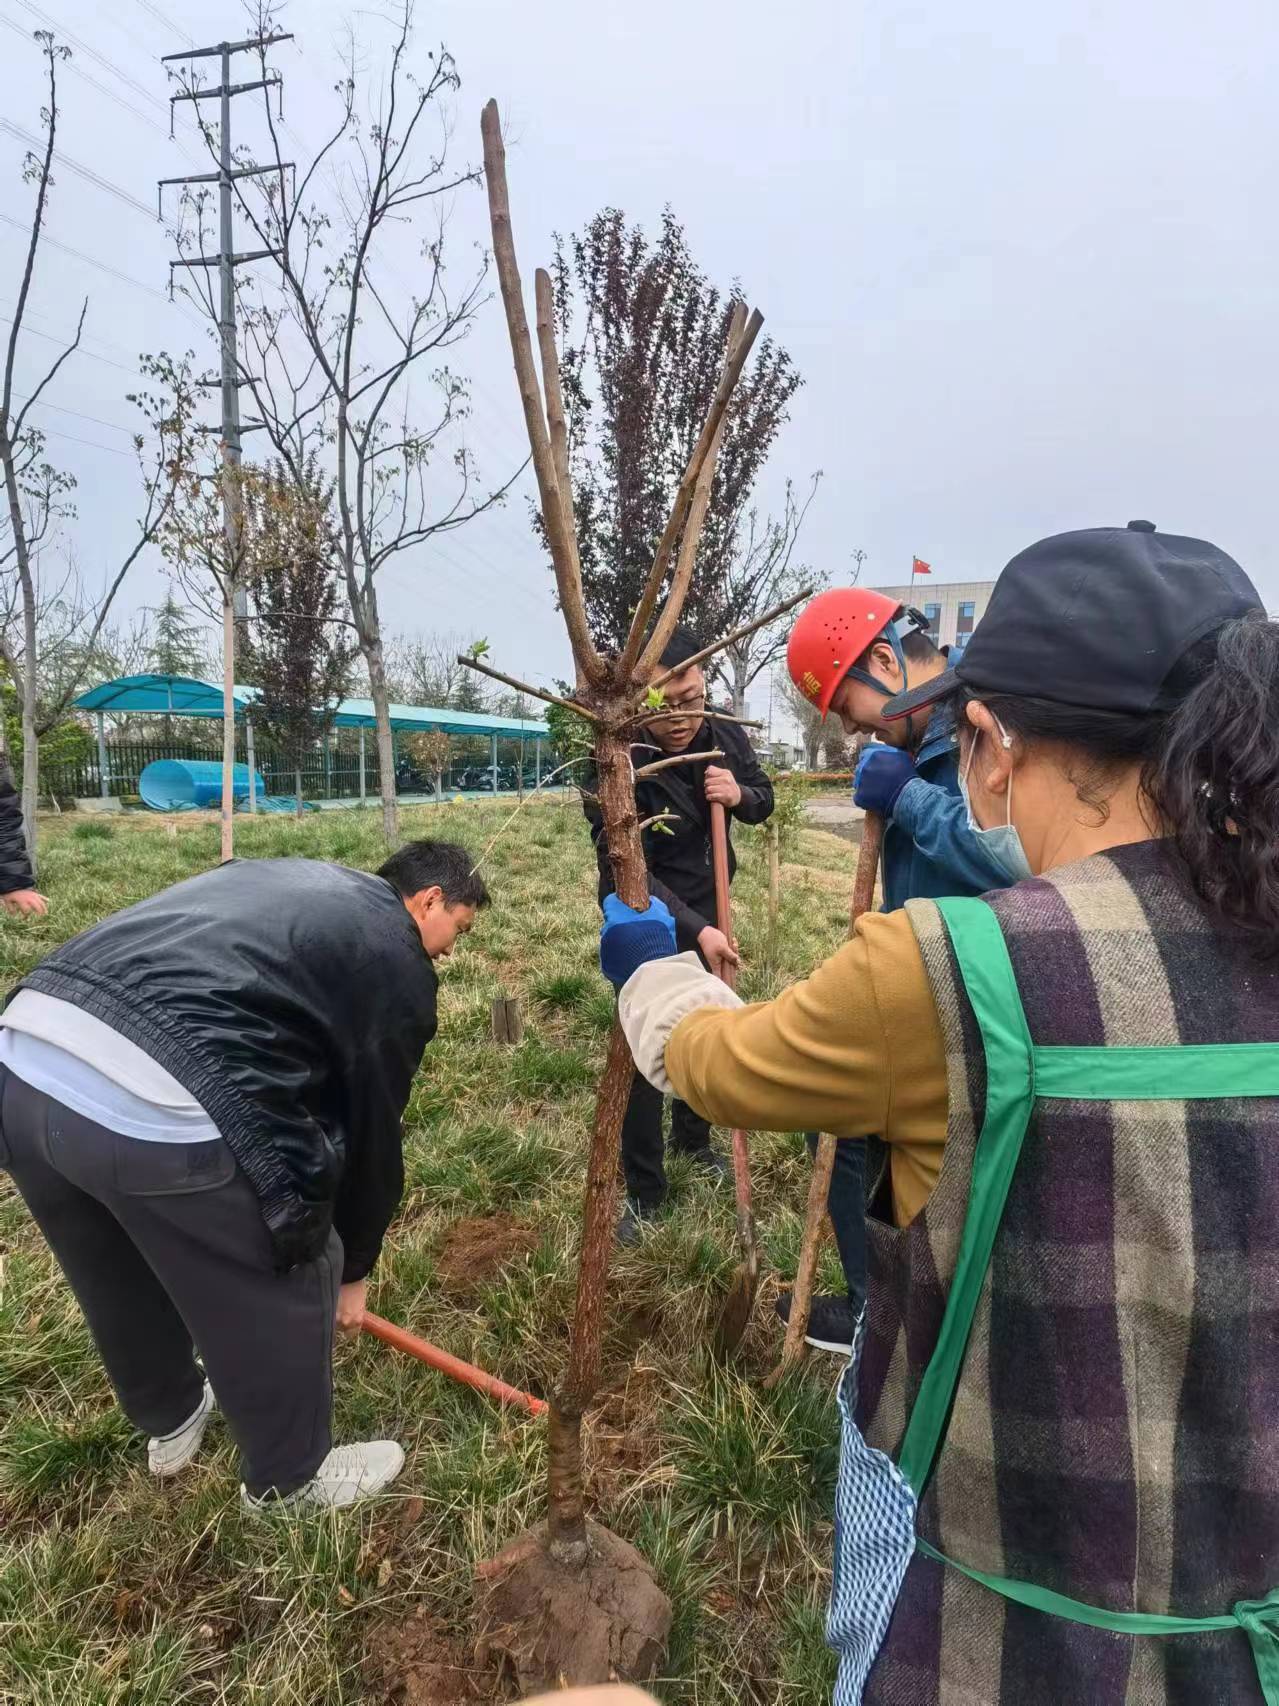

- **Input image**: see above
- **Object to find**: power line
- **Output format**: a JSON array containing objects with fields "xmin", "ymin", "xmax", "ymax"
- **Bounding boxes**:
[
  {"xmin": 0, "ymin": 311, "xmax": 143, "ymax": 378},
  {"xmin": 0, "ymin": 9, "xmax": 205, "ymax": 168},
  {"xmin": 12, "ymin": 389, "xmax": 136, "ymax": 437},
  {"xmin": 0, "ymin": 213, "xmax": 205, "ymax": 331},
  {"xmin": 26, "ymin": 421, "xmax": 135, "ymax": 460},
  {"xmin": 132, "ymin": 0, "xmax": 189, "ymax": 45},
  {"xmin": 14, "ymin": 0, "xmax": 171, "ymax": 111},
  {"xmin": 0, "ymin": 119, "xmax": 159, "ymax": 221}
]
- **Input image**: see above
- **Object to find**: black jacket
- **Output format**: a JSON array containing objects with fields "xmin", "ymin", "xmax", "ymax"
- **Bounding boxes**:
[
  {"xmin": 585, "ymin": 714, "xmax": 774, "ymax": 952},
  {"xmin": 0, "ymin": 759, "xmax": 34, "ymax": 896},
  {"xmin": 13, "ymin": 859, "xmax": 437, "ymax": 1279}
]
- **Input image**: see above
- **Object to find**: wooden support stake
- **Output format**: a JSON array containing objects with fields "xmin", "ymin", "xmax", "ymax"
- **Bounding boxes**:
[{"xmin": 491, "ymin": 993, "xmax": 525, "ymax": 1046}]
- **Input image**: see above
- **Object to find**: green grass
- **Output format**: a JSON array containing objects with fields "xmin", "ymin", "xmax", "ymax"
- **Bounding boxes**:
[{"xmin": 0, "ymin": 798, "xmax": 854, "ymax": 1704}]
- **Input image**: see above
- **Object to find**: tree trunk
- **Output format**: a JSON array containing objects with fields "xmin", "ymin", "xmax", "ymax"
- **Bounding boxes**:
[
  {"xmin": 730, "ymin": 648, "xmax": 749, "ymax": 719},
  {"xmin": 19, "ymin": 546, "xmax": 39, "ymax": 865},
  {"xmin": 435, "ymin": 765, "xmax": 443, "ymax": 803},
  {"xmin": 20, "ymin": 684, "xmax": 38, "ymax": 872},
  {"xmin": 2, "ymin": 421, "xmax": 40, "ymax": 871},
  {"xmin": 363, "ymin": 628, "xmax": 399, "ymax": 846},
  {"xmin": 295, "ymin": 764, "xmax": 303, "ymax": 821},
  {"xmin": 220, "ymin": 592, "xmax": 236, "ymax": 863},
  {"xmin": 546, "ymin": 723, "xmax": 648, "ymax": 1563},
  {"xmin": 767, "ymin": 820, "xmax": 780, "ymax": 936}
]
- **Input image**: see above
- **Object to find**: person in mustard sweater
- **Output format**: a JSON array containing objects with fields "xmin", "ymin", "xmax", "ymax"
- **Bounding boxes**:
[{"xmin": 599, "ymin": 522, "xmax": 1279, "ymax": 1706}]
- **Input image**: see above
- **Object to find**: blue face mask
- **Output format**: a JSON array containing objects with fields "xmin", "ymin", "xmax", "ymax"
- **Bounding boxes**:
[{"xmin": 958, "ymin": 713, "xmax": 1034, "ymax": 883}]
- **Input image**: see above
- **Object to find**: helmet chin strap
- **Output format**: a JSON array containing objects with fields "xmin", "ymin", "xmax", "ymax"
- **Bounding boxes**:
[{"xmin": 843, "ymin": 616, "xmax": 912, "ymax": 699}]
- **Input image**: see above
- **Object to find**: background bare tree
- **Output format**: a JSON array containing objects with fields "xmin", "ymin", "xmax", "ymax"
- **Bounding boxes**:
[
  {"xmin": 244, "ymin": 460, "xmax": 354, "ymax": 817},
  {"xmin": 779, "ymin": 670, "xmax": 828, "ymax": 769},
  {"xmin": 165, "ymin": 1, "xmax": 521, "ymax": 844},
  {"xmin": 400, "ymin": 727, "xmax": 451, "ymax": 799},
  {"xmin": 548, "ymin": 206, "xmax": 802, "ymax": 654},
  {"xmin": 133, "ymin": 350, "xmax": 255, "ymax": 861},
  {"xmin": 0, "ymin": 31, "xmax": 181, "ymax": 863},
  {"xmin": 708, "ymin": 472, "xmax": 824, "ymax": 714},
  {"xmin": 383, "ymin": 630, "xmax": 488, "ymax": 709}
]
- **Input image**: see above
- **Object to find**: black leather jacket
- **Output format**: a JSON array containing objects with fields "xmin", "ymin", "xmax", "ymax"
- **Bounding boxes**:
[
  {"xmin": 0, "ymin": 759, "xmax": 34, "ymax": 896},
  {"xmin": 13, "ymin": 858, "xmax": 437, "ymax": 1278}
]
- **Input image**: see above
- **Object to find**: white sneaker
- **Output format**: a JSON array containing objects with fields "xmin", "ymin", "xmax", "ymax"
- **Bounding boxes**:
[
  {"xmin": 241, "ymin": 1440, "xmax": 405, "ymax": 1512},
  {"xmin": 148, "ymin": 1380, "xmax": 216, "ymax": 1477}
]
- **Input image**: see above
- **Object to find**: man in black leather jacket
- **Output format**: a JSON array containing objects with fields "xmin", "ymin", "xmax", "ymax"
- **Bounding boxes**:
[
  {"xmin": 0, "ymin": 753, "xmax": 47, "ymax": 917},
  {"xmin": 0, "ymin": 839, "xmax": 486, "ymax": 1508},
  {"xmin": 584, "ymin": 627, "xmax": 774, "ymax": 1242}
]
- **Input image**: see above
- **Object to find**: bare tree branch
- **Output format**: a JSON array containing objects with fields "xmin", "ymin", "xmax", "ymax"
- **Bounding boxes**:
[
  {"xmin": 633, "ymin": 748, "xmax": 724, "ymax": 778},
  {"xmin": 481, "ymin": 99, "xmax": 602, "ymax": 686},
  {"xmin": 647, "ymin": 584, "xmax": 815, "ymax": 693},
  {"xmin": 455, "ymin": 651, "xmax": 599, "ymax": 720}
]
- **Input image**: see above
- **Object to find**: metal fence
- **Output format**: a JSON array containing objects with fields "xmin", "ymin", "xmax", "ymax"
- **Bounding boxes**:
[{"xmin": 40, "ymin": 732, "xmax": 561, "ymax": 804}]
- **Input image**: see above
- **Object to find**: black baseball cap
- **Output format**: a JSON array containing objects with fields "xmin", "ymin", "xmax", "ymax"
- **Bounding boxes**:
[{"xmin": 882, "ymin": 520, "xmax": 1263, "ymax": 723}]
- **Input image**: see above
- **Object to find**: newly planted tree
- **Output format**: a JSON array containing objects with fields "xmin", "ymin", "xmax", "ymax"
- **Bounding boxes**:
[{"xmin": 468, "ymin": 101, "xmax": 808, "ymax": 1690}]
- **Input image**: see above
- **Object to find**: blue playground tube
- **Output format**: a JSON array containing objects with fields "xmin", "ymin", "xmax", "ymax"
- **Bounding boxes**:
[{"xmin": 139, "ymin": 759, "xmax": 266, "ymax": 812}]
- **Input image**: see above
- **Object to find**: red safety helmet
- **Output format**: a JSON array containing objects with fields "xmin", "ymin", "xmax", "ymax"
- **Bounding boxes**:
[{"xmin": 786, "ymin": 587, "xmax": 912, "ymax": 717}]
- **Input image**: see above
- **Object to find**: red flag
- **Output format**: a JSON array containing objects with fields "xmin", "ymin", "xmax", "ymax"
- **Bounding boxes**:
[{"xmin": 912, "ymin": 556, "xmax": 932, "ymax": 576}]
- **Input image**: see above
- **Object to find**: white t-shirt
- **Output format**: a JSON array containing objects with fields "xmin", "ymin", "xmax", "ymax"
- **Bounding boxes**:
[{"xmin": 0, "ymin": 988, "xmax": 219, "ymax": 1143}]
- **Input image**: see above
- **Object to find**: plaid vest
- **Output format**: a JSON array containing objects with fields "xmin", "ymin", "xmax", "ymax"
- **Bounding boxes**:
[{"xmin": 857, "ymin": 840, "xmax": 1279, "ymax": 1705}]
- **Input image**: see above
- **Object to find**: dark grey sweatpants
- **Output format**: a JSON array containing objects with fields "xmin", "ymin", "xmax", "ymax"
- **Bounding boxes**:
[{"xmin": 0, "ymin": 1065, "xmax": 341, "ymax": 1497}]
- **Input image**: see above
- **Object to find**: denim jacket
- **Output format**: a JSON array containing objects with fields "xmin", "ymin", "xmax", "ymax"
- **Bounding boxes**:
[{"xmin": 879, "ymin": 710, "xmax": 1010, "ymax": 911}]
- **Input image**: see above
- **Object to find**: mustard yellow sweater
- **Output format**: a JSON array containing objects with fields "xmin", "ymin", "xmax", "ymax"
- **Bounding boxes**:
[{"xmin": 663, "ymin": 909, "xmax": 948, "ymax": 1226}]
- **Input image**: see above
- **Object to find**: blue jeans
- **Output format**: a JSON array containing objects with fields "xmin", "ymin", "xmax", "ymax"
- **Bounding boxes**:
[{"xmin": 807, "ymin": 1132, "xmax": 867, "ymax": 1306}]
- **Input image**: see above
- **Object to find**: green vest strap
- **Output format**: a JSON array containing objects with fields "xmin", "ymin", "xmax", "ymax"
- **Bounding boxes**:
[
  {"xmin": 1035, "ymin": 1043, "xmax": 1279, "ymax": 1101},
  {"xmin": 895, "ymin": 896, "xmax": 1034, "ymax": 1497},
  {"xmin": 915, "ymin": 1539, "xmax": 1279, "ymax": 1704},
  {"xmin": 893, "ymin": 895, "xmax": 1279, "ymax": 1702}
]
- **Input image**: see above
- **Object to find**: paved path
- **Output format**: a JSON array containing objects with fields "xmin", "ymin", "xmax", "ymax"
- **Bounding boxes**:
[{"xmin": 803, "ymin": 796, "xmax": 863, "ymax": 830}]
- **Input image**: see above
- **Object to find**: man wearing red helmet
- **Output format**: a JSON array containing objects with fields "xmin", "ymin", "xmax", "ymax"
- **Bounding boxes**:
[
  {"xmin": 779, "ymin": 588, "xmax": 1014, "ymax": 1352},
  {"xmin": 787, "ymin": 587, "xmax": 1016, "ymax": 908}
]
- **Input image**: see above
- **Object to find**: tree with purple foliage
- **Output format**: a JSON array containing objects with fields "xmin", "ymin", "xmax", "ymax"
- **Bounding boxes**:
[
  {"xmin": 244, "ymin": 461, "xmax": 354, "ymax": 818},
  {"xmin": 546, "ymin": 207, "xmax": 805, "ymax": 656}
]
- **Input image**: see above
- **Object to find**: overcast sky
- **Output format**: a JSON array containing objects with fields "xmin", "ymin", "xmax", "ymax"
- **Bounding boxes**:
[{"xmin": 2, "ymin": 0, "xmax": 1275, "ymax": 738}]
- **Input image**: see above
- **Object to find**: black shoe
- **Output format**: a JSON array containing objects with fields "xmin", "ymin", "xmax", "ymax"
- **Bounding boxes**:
[
  {"xmin": 616, "ymin": 1197, "xmax": 659, "ymax": 1248},
  {"xmin": 775, "ymin": 1291, "xmax": 857, "ymax": 1355},
  {"xmin": 682, "ymin": 1146, "xmax": 731, "ymax": 1187}
]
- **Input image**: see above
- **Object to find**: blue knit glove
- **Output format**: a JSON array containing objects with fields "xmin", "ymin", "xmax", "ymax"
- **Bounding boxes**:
[
  {"xmin": 853, "ymin": 743, "xmax": 917, "ymax": 817},
  {"xmin": 600, "ymin": 894, "xmax": 678, "ymax": 988}
]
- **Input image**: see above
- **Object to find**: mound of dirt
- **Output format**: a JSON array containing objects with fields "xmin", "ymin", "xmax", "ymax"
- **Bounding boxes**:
[
  {"xmin": 476, "ymin": 1521, "xmax": 671, "ymax": 1692},
  {"xmin": 436, "ymin": 1213, "xmax": 538, "ymax": 1300}
]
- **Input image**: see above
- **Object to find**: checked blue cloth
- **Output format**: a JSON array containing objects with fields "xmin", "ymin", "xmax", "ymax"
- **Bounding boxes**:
[{"xmin": 829, "ymin": 1320, "xmax": 917, "ymax": 1705}]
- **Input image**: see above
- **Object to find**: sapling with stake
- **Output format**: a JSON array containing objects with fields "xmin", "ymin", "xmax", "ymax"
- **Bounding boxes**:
[{"xmin": 470, "ymin": 98, "xmax": 807, "ymax": 1690}]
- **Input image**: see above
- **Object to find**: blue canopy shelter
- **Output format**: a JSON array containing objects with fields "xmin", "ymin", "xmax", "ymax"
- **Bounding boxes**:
[{"xmin": 75, "ymin": 674, "xmax": 551, "ymax": 807}]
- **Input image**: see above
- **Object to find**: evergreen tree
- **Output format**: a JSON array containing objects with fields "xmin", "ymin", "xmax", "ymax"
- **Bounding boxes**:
[{"xmin": 147, "ymin": 591, "xmax": 211, "ymax": 680}]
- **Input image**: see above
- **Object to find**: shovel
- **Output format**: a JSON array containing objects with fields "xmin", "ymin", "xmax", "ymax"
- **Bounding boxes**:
[
  {"xmin": 764, "ymin": 810, "xmax": 883, "ymax": 1387},
  {"xmin": 709, "ymin": 800, "xmax": 760, "ymax": 1358}
]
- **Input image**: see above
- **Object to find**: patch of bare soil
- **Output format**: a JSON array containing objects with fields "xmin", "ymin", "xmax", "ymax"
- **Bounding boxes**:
[
  {"xmin": 436, "ymin": 1213, "xmax": 538, "ymax": 1301},
  {"xmin": 587, "ymin": 1367, "xmax": 665, "ymax": 1500},
  {"xmin": 365, "ymin": 1607, "xmax": 498, "ymax": 1704}
]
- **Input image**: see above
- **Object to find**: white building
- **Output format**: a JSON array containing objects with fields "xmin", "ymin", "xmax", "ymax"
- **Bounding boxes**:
[{"xmin": 873, "ymin": 579, "xmax": 996, "ymax": 653}]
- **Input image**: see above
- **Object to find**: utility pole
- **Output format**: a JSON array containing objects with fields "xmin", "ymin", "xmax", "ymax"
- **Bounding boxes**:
[{"xmin": 158, "ymin": 33, "xmax": 292, "ymax": 861}]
